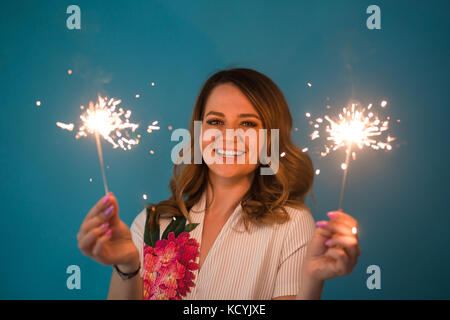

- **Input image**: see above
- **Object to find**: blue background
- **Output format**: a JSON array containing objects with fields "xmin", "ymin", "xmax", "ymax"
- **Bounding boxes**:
[{"xmin": 1, "ymin": 0, "xmax": 449, "ymax": 299}]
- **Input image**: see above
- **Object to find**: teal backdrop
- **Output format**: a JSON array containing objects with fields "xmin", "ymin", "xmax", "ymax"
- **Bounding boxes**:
[{"xmin": 0, "ymin": 0, "xmax": 449, "ymax": 299}]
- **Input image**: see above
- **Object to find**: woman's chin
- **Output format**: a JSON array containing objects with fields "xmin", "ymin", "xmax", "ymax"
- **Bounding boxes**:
[{"xmin": 208, "ymin": 163, "xmax": 256, "ymax": 180}]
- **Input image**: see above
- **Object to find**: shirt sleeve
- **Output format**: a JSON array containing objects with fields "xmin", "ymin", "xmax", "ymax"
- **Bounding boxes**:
[
  {"xmin": 272, "ymin": 207, "xmax": 316, "ymax": 299},
  {"xmin": 130, "ymin": 208, "xmax": 147, "ymax": 277}
]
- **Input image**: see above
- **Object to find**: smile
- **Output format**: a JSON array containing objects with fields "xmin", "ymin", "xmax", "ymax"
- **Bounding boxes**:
[{"xmin": 214, "ymin": 148, "xmax": 246, "ymax": 157}]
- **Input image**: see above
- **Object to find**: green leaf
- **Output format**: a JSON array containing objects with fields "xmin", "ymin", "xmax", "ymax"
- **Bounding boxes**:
[
  {"xmin": 161, "ymin": 216, "xmax": 186, "ymax": 240},
  {"xmin": 144, "ymin": 208, "xmax": 160, "ymax": 247},
  {"xmin": 173, "ymin": 218, "xmax": 187, "ymax": 238},
  {"xmin": 147, "ymin": 213, "xmax": 200, "ymax": 245},
  {"xmin": 184, "ymin": 223, "xmax": 199, "ymax": 233}
]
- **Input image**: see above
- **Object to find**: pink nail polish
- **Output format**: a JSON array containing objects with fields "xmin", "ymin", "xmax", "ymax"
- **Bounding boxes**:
[
  {"xmin": 327, "ymin": 212, "xmax": 338, "ymax": 219},
  {"xmin": 105, "ymin": 229, "xmax": 112, "ymax": 237},
  {"xmin": 103, "ymin": 195, "xmax": 110, "ymax": 205},
  {"xmin": 105, "ymin": 205, "xmax": 113, "ymax": 216},
  {"xmin": 316, "ymin": 221, "xmax": 328, "ymax": 228},
  {"xmin": 325, "ymin": 239, "xmax": 332, "ymax": 246},
  {"xmin": 100, "ymin": 222, "xmax": 109, "ymax": 229}
]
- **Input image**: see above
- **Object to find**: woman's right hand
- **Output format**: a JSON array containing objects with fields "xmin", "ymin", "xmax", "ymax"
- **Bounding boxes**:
[{"xmin": 77, "ymin": 192, "xmax": 140, "ymax": 272}]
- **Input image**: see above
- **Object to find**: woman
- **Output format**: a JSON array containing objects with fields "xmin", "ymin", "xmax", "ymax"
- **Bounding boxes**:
[{"xmin": 77, "ymin": 68, "xmax": 360, "ymax": 300}]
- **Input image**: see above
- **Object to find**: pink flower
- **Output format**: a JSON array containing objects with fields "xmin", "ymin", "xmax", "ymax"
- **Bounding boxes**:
[
  {"xmin": 142, "ymin": 231, "xmax": 200, "ymax": 300},
  {"xmin": 159, "ymin": 260, "xmax": 186, "ymax": 289},
  {"xmin": 155, "ymin": 239, "xmax": 179, "ymax": 265},
  {"xmin": 145, "ymin": 277, "xmax": 173, "ymax": 300}
]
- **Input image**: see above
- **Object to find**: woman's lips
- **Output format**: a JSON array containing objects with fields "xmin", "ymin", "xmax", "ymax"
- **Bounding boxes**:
[
  {"xmin": 213, "ymin": 148, "xmax": 246, "ymax": 162},
  {"xmin": 214, "ymin": 148, "xmax": 246, "ymax": 157}
]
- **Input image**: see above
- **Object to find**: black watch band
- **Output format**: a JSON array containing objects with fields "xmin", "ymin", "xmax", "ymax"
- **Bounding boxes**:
[{"xmin": 114, "ymin": 264, "xmax": 140, "ymax": 280}]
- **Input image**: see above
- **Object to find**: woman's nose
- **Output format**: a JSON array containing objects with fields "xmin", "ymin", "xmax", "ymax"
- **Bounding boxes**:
[{"xmin": 215, "ymin": 131, "xmax": 245, "ymax": 149}]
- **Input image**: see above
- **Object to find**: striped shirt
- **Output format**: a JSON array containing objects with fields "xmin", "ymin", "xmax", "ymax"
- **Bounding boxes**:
[{"xmin": 130, "ymin": 191, "xmax": 316, "ymax": 299}]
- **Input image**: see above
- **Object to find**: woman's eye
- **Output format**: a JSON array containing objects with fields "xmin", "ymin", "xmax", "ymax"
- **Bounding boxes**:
[
  {"xmin": 241, "ymin": 121, "xmax": 257, "ymax": 127},
  {"xmin": 205, "ymin": 119, "xmax": 257, "ymax": 127},
  {"xmin": 206, "ymin": 119, "xmax": 223, "ymax": 125}
]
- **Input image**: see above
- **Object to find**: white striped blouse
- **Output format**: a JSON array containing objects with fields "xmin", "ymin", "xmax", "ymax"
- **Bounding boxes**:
[{"xmin": 130, "ymin": 191, "xmax": 316, "ymax": 299}]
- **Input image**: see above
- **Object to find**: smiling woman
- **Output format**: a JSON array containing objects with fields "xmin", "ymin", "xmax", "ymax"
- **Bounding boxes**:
[
  {"xmin": 150, "ymin": 68, "xmax": 315, "ymax": 238},
  {"xmin": 77, "ymin": 68, "xmax": 360, "ymax": 300},
  {"xmin": 133, "ymin": 68, "xmax": 319, "ymax": 299}
]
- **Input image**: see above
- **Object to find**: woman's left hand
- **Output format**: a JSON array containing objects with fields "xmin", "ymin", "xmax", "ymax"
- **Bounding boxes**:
[{"xmin": 302, "ymin": 210, "xmax": 361, "ymax": 283}]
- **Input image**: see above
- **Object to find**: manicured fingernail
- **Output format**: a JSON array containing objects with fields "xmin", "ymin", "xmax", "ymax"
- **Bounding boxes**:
[
  {"xmin": 316, "ymin": 221, "xmax": 328, "ymax": 228},
  {"xmin": 105, "ymin": 205, "xmax": 114, "ymax": 216},
  {"xmin": 327, "ymin": 212, "xmax": 338, "ymax": 219},
  {"xmin": 325, "ymin": 239, "xmax": 332, "ymax": 246},
  {"xmin": 100, "ymin": 222, "xmax": 109, "ymax": 229},
  {"xmin": 105, "ymin": 229, "xmax": 112, "ymax": 237},
  {"xmin": 103, "ymin": 195, "xmax": 110, "ymax": 205}
]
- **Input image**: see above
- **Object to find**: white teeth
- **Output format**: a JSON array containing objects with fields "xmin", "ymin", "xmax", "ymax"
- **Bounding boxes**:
[{"xmin": 215, "ymin": 149, "xmax": 245, "ymax": 157}]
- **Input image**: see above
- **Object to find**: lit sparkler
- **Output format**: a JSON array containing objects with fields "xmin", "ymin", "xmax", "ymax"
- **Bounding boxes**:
[
  {"xmin": 57, "ymin": 95, "xmax": 140, "ymax": 194},
  {"xmin": 308, "ymin": 101, "xmax": 395, "ymax": 209}
]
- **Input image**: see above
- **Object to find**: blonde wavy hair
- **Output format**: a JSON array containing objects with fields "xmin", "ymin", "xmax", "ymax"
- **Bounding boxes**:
[{"xmin": 147, "ymin": 68, "xmax": 315, "ymax": 233}]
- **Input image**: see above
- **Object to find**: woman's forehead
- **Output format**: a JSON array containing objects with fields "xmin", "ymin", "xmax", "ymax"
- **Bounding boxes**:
[{"xmin": 204, "ymin": 83, "xmax": 258, "ymax": 116}]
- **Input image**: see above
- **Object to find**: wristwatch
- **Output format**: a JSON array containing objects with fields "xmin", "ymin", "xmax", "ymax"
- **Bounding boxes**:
[{"xmin": 114, "ymin": 264, "xmax": 141, "ymax": 280}]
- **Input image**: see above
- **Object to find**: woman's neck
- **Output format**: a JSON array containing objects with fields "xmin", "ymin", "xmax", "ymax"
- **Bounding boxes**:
[{"xmin": 205, "ymin": 171, "xmax": 254, "ymax": 220}]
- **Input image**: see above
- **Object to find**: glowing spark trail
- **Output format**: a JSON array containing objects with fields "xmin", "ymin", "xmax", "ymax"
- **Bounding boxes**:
[
  {"xmin": 57, "ymin": 95, "xmax": 140, "ymax": 194},
  {"xmin": 56, "ymin": 122, "xmax": 74, "ymax": 131},
  {"xmin": 147, "ymin": 121, "xmax": 160, "ymax": 133},
  {"xmin": 308, "ymin": 101, "xmax": 395, "ymax": 209},
  {"xmin": 75, "ymin": 96, "xmax": 139, "ymax": 151}
]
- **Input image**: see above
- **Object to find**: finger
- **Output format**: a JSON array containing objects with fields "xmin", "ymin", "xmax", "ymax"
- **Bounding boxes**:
[
  {"xmin": 92, "ymin": 228, "xmax": 113, "ymax": 258},
  {"xmin": 317, "ymin": 218, "xmax": 353, "ymax": 236},
  {"xmin": 325, "ymin": 235, "xmax": 360, "ymax": 265},
  {"xmin": 78, "ymin": 216, "xmax": 103, "ymax": 241},
  {"xmin": 326, "ymin": 235, "xmax": 358, "ymax": 248},
  {"xmin": 78, "ymin": 222, "xmax": 110, "ymax": 255},
  {"xmin": 84, "ymin": 192, "xmax": 114, "ymax": 221},
  {"xmin": 101, "ymin": 193, "xmax": 120, "ymax": 224},
  {"xmin": 311, "ymin": 226, "xmax": 333, "ymax": 255},
  {"xmin": 324, "ymin": 247, "xmax": 351, "ymax": 276},
  {"xmin": 78, "ymin": 202, "xmax": 117, "ymax": 241},
  {"xmin": 327, "ymin": 211, "xmax": 358, "ymax": 229},
  {"xmin": 326, "ymin": 219, "xmax": 355, "ymax": 236},
  {"xmin": 315, "ymin": 221, "xmax": 333, "ymax": 238}
]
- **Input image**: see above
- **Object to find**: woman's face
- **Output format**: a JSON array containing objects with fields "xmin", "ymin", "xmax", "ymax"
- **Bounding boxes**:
[{"xmin": 201, "ymin": 83, "xmax": 264, "ymax": 179}]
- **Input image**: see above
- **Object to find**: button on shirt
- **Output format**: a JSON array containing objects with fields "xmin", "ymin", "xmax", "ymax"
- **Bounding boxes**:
[{"xmin": 130, "ymin": 191, "xmax": 316, "ymax": 299}]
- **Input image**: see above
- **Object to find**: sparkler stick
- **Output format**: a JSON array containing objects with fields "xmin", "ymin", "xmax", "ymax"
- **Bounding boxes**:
[
  {"xmin": 90, "ymin": 101, "xmax": 109, "ymax": 194},
  {"xmin": 57, "ymin": 95, "xmax": 140, "ymax": 194},
  {"xmin": 308, "ymin": 101, "xmax": 395, "ymax": 210},
  {"xmin": 81, "ymin": 96, "xmax": 140, "ymax": 194},
  {"xmin": 338, "ymin": 144, "xmax": 352, "ymax": 210}
]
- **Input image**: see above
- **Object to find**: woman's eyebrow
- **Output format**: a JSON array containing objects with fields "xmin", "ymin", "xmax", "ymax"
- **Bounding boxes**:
[
  {"xmin": 205, "ymin": 110, "xmax": 260, "ymax": 120},
  {"xmin": 205, "ymin": 111, "xmax": 225, "ymax": 117},
  {"xmin": 238, "ymin": 113, "xmax": 260, "ymax": 120}
]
